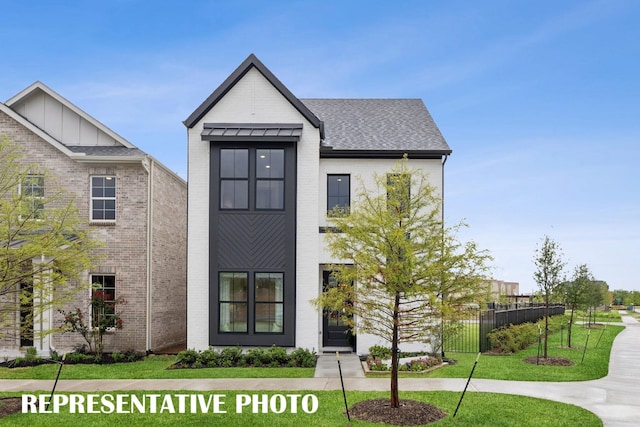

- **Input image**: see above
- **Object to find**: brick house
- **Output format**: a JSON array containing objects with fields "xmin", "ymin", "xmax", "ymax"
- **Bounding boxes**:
[
  {"xmin": 185, "ymin": 54, "xmax": 451, "ymax": 354},
  {"xmin": 0, "ymin": 82, "xmax": 187, "ymax": 356}
]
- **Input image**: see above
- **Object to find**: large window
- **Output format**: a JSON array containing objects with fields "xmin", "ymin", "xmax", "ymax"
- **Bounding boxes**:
[
  {"xmin": 219, "ymin": 272, "xmax": 248, "ymax": 333},
  {"xmin": 219, "ymin": 148, "xmax": 284, "ymax": 210},
  {"xmin": 256, "ymin": 149, "xmax": 284, "ymax": 209},
  {"xmin": 327, "ymin": 174, "xmax": 350, "ymax": 216},
  {"xmin": 21, "ymin": 175, "xmax": 44, "ymax": 219},
  {"xmin": 91, "ymin": 176, "xmax": 116, "ymax": 221},
  {"xmin": 220, "ymin": 149, "xmax": 248, "ymax": 209},
  {"xmin": 255, "ymin": 273, "xmax": 284, "ymax": 333},
  {"xmin": 91, "ymin": 275, "xmax": 116, "ymax": 328}
]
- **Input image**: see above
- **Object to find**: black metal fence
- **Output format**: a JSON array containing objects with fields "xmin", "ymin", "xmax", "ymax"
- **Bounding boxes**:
[{"xmin": 443, "ymin": 303, "xmax": 565, "ymax": 353}]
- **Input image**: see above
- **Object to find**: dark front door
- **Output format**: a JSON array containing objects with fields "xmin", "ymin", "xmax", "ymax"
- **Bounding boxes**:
[{"xmin": 322, "ymin": 271, "xmax": 354, "ymax": 348}]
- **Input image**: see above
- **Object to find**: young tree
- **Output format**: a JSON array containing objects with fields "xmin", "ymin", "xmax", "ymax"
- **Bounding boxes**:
[
  {"xmin": 533, "ymin": 235, "xmax": 566, "ymax": 358},
  {"xmin": 563, "ymin": 264, "xmax": 593, "ymax": 347},
  {"xmin": 313, "ymin": 159, "xmax": 491, "ymax": 408},
  {"xmin": 0, "ymin": 136, "xmax": 98, "ymax": 345}
]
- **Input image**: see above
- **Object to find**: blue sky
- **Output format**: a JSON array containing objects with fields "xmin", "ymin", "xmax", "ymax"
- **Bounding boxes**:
[{"xmin": 1, "ymin": 0, "xmax": 638, "ymax": 292}]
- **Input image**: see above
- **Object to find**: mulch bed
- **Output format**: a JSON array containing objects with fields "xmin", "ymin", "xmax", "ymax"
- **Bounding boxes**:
[
  {"xmin": 522, "ymin": 356, "xmax": 574, "ymax": 366},
  {"xmin": 0, "ymin": 397, "xmax": 21, "ymax": 419},
  {"xmin": 349, "ymin": 398, "xmax": 447, "ymax": 425}
]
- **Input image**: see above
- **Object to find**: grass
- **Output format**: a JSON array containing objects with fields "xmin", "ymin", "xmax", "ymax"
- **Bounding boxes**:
[
  {"xmin": 567, "ymin": 309, "xmax": 622, "ymax": 323},
  {"xmin": 399, "ymin": 324, "xmax": 624, "ymax": 381},
  {"xmin": 0, "ymin": 355, "xmax": 314, "ymax": 380},
  {"xmin": 1, "ymin": 390, "xmax": 601, "ymax": 426}
]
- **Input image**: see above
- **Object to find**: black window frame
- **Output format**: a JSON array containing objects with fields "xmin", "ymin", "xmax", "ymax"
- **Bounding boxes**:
[
  {"xmin": 218, "ymin": 271, "xmax": 249, "ymax": 333},
  {"xmin": 90, "ymin": 274, "xmax": 116, "ymax": 328},
  {"xmin": 327, "ymin": 174, "xmax": 350, "ymax": 216},
  {"xmin": 219, "ymin": 148, "xmax": 285, "ymax": 211}
]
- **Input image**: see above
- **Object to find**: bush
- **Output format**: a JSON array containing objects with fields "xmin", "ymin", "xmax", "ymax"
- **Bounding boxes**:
[
  {"xmin": 289, "ymin": 347, "xmax": 317, "ymax": 368},
  {"xmin": 368, "ymin": 345, "xmax": 392, "ymax": 360},
  {"xmin": 176, "ymin": 349, "xmax": 199, "ymax": 366},
  {"xmin": 487, "ymin": 315, "xmax": 566, "ymax": 353},
  {"xmin": 110, "ymin": 352, "xmax": 125, "ymax": 363},
  {"xmin": 172, "ymin": 346, "xmax": 316, "ymax": 369}
]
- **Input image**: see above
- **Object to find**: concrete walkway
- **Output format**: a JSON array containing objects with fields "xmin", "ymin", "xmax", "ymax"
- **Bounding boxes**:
[{"xmin": 1, "ymin": 314, "xmax": 639, "ymax": 426}]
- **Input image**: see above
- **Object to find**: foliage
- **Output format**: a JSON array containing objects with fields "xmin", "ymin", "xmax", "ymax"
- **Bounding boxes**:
[
  {"xmin": 368, "ymin": 344, "xmax": 392, "ymax": 360},
  {"xmin": 0, "ymin": 136, "xmax": 99, "ymax": 342},
  {"xmin": 486, "ymin": 315, "xmax": 566, "ymax": 353},
  {"xmin": 562, "ymin": 264, "xmax": 594, "ymax": 347},
  {"xmin": 612, "ymin": 289, "xmax": 640, "ymax": 306},
  {"xmin": 313, "ymin": 158, "xmax": 492, "ymax": 407},
  {"xmin": 533, "ymin": 235, "xmax": 566, "ymax": 358},
  {"xmin": 173, "ymin": 346, "xmax": 317, "ymax": 369},
  {"xmin": 58, "ymin": 290, "xmax": 125, "ymax": 356}
]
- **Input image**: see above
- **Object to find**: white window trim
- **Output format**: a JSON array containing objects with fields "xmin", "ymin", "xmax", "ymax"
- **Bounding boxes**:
[{"xmin": 90, "ymin": 175, "xmax": 116, "ymax": 223}]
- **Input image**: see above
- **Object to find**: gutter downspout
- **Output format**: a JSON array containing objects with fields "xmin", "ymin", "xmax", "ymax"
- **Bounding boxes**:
[{"xmin": 142, "ymin": 157, "xmax": 153, "ymax": 353}]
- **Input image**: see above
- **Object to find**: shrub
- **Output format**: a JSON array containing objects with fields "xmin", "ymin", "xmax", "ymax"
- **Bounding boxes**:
[
  {"xmin": 369, "ymin": 345, "xmax": 392, "ymax": 360},
  {"xmin": 110, "ymin": 352, "xmax": 125, "ymax": 363},
  {"xmin": 220, "ymin": 347, "xmax": 243, "ymax": 366},
  {"xmin": 289, "ymin": 347, "xmax": 317, "ymax": 368},
  {"xmin": 199, "ymin": 348, "xmax": 220, "ymax": 367},
  {"xmin": 176, "ymin": 349, "xmax": 199, "ymax": 366},
  {"xmin": 266, "ymin": 345, "xmax": 288, "ymax": 365}
]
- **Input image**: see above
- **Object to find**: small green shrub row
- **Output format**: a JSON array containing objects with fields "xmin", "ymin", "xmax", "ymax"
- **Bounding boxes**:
[
  {"xmin": 487, "ymin": 315, "xmax": 565, "ymax": 353},
  {"xmin": 173, "ymin": 346, "xmax": 316, "ymax": 369},
  {"xmin": 4, "ymin": 349, "xmax": 143, "ymax": 368}
]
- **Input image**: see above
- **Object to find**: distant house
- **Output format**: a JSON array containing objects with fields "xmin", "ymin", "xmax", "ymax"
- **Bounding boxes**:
[
  {"xmin": 0, "ymin": 82, "xmax": 187, "ymax": 356},
  {"xmin": 185, "ymin": 54, "xmax": 451, "ymax": 354}
]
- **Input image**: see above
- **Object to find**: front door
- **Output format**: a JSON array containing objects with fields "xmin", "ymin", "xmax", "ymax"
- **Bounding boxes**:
[{"xmin": 322, "ymin": 271, "xmax": 354, "ymax": 349}]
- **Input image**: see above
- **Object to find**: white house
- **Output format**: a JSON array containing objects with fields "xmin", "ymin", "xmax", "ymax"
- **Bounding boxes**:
[{"xmin": 184, "ymin": 54, "xmax": 451, "ymax": 354}]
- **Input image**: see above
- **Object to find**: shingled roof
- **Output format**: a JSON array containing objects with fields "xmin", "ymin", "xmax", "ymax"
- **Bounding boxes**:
[{"xmin": 301, "ymin": 98, "xmax": 451, "ymax": 157}]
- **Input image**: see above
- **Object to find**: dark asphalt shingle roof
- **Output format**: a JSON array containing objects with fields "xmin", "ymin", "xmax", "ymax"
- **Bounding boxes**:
[
  {"xmin": 66, "ymin": 146, "xmax": 146, "ymax": 157},
  {"xmin": 301, "ymin": 99, "xmax": 450, "ymax": 153}
]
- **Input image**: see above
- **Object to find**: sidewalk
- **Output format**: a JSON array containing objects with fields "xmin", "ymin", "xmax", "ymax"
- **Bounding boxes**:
[{"xmin": 2, "ymin": 314, "xmax": 639, "ymax": 426}]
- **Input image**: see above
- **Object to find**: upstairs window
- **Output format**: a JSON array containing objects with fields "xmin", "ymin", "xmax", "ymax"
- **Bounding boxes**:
[
  {"xmin": 220, "ymin": 149, "xmax": 248, "ymax": 209},
  {"xmin": 91, "ymin": 176, "xmax": 116, "ymax": 221},
  {"xmin": 327, "ymin": 174, "xmax": 350, "ymax": 216},
  {"xmin": 255, "ymin": 149, "xmax": 284, "ymax": 210},
  {"xmin": 21, "ymin": 175, "xmax": 44, "ymax": 219},
  {"xmin": 219, "ymin": 148, "xmax": 285, "ymax": 210}
]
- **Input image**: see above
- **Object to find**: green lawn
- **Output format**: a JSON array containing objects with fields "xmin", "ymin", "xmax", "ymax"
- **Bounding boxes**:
[
  {"xmin": 0, "ymin": 355, "xmax": 314, "ymax": 380},
  {"xmin": 2, "ymin": 390, "xmax": 601, "ymax": 426},
  {"xmin": 405, "ymin": 324, "xmax": 623, "ymax": 381}
]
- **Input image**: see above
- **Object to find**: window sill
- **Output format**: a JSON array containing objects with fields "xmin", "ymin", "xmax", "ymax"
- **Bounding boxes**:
[{"xmin": 90, "ymin": 221, "xmax": 116, "ymax": 227}]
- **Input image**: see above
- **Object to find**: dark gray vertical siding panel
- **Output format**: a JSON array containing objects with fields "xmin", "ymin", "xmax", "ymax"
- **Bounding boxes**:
[{"xmin": 209, "ymin": 142, "xmax": 296, "ymax": 347}]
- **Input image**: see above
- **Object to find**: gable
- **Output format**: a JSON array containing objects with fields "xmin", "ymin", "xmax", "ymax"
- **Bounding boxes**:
[
  {"xmin": 6, "ymin": 82, "xmax": 133, "ymax": 148},
  {"xmin": 184, "ymin": 54, "xmax": 323, "ymax": 138}
]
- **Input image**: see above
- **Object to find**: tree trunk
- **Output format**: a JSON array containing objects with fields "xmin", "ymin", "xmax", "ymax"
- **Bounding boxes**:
[
  {"xmin": 567, "ymin": 308, "xmax": 574, "ymax": 348},
  {"xmin": 544, "ymin": 296, "xmax": 549, "ymax": 358},
  {"xmin": 390, "ymin": 291, "xmax": 400, "ymax": 408}
]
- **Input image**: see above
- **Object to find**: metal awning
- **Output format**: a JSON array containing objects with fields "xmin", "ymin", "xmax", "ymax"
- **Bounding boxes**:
[{"xmin": 201, "ymin": 123, "xmax": 303, "ymax": 142}]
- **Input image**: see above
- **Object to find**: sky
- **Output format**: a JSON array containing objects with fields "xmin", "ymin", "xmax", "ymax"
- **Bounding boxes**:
[{"xmin": 1, "ymin": 0, "xmax": 638, "ymax": 293}]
